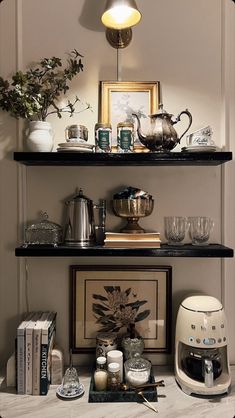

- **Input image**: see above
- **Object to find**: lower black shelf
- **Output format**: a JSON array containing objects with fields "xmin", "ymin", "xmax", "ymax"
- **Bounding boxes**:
[{"xmin": 15, "ymin": 244, "xmax": 233, "ymax": 258}]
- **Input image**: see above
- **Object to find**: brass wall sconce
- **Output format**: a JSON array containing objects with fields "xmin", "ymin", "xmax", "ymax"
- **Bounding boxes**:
[{"xmin": 101, "ymin": 0, "xmax": 142, "ymax": 49}]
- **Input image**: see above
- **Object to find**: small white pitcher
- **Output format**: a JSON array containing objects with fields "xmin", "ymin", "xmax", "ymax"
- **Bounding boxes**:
[{"xmin": 26, "ymin": 121, "xmax": 54, "ymax": 152}]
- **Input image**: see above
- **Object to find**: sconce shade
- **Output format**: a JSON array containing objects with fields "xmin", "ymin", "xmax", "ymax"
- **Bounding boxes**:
[{"xmin": 101, "ymin": 0, "xmax": 141, "ymax": 30}]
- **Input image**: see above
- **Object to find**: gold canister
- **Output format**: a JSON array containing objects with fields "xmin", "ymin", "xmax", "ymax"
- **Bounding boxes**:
[
  {"xmin": 117, "ymin": 122, "xmax": 134, "ymax": 153},
  {"xmin": 95, "ymin": 123, "xmax": 112, "ymax": 153},
  {"xmin": 96, "ymin": 332, "xmax": 117, "ymax": 358}
]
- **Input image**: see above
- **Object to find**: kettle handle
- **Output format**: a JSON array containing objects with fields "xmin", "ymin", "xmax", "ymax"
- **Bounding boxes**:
[{"xmin": 173, "ymin": 109, "xmax": 193, "ymax": 143}]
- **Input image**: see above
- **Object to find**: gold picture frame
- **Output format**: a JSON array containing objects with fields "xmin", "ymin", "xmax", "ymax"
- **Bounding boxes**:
[
  {"xmin": 70, "ymin": 265, "xmax": 172, "ymax": 354},
  {"xmin": 99, "ymin": 81, "xmax": 160, "ymax": 143}
]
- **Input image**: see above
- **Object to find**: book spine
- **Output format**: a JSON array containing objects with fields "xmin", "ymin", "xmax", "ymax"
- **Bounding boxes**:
[
  {"xmin": 40, "ymin": 317, "xmax": 56, "ymax": 395},
  {"xmin": 32, "ymin": 328, "xmax": 41, "ymax": 395},
  {"xmin": 17, "ymin": 332, "xmax": 25, "ymax": 394},
  {"xmin": 40, "ymin": 341, "xmax": 48, "ymax": 395},
  {"xmin": 25, "ymin": 329, "xmax": 33, "ymax": 395}
]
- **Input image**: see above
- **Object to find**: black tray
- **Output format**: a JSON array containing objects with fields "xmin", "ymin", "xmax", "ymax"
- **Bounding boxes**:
[{"xmin": 88, "ymin": 373, "xmax": 158, "ymax": 403}]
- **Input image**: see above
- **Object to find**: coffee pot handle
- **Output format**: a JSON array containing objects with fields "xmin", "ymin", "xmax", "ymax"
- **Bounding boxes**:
[
  {"xmin": 174, "ymin": 109, "xmax": 193, "ymax": 143},
  {"xmin": 94, "ymin": 200, "xmax": 106, "ymax": 245}
]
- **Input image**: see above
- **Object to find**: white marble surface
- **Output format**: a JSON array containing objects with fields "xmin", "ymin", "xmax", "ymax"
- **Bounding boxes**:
[{"xmin": 1, "ymin": 366, "xmax": 235, "ymax": 418}]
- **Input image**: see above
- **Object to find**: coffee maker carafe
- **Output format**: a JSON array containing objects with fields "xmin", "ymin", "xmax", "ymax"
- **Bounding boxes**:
[
  {"xmin": 63, "ymin": 188, "xmax": 106, "ymax": 246},
  {"xmin": 175, "ymin": 295, "xmax": 231, "ymax": 396}
]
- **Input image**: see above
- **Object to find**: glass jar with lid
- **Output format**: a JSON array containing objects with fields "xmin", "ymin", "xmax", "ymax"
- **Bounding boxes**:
[
  {"xmin": 107, "ymin": 362, "xmax": 121, "ymax": 391},
  {"xmin": 24, "ymin": 211, "xmax": 62, "ymax": 247},
  {"xmin": 124, "ymin": 357, "xmax": 151, "ymax": 387}
]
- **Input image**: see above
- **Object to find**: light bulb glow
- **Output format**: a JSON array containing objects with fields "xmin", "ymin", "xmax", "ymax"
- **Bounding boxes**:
[
  {"xmin": 102, "ymin": 5, "xmax": 141, "ymax": 29},
  {"xmin": 109, "ymin": 6, "xmax": 133, "ymax": 24}
]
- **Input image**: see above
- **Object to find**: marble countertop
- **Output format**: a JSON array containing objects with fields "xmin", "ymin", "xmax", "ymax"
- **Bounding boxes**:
[{"xmin": 1, "ymin": 366, "xmax": 235, "ymax": 418}]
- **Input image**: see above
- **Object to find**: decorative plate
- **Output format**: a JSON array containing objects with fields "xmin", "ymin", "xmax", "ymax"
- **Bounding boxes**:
[
  {"xmin": 56, "ymin": 383, "xmax": 85, "ymax": 400},
  {"xmin": 57, "ymin": 148, "xmax": 94, "ymax": 153},
  {"xmin": 58, "ymin": 142, "xmax": 93, "ymax": 149},
  {"xmin": 181, "ymin": 145, "xmax": 217, "ymax": 152}
]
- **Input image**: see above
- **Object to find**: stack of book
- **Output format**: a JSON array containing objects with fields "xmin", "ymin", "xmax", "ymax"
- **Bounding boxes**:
[
  {"xmin": 17, "ymin": 310, "xmax": 57, "ymax": 395},
  {"xmin": 104, "ymin": 232, "xmax": 161, "ymax": 248}
]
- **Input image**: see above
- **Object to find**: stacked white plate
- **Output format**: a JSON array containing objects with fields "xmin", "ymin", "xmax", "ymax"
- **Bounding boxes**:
[
  {"xmin": 57, "ymin": 141, "xmax": 94, "ymax": 153},
  {"xmin": 181, "ymin": 145, "xmax": 217, "ymax": 153}
]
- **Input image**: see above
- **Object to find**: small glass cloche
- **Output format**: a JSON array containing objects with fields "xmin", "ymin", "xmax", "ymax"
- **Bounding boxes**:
[{"xmin": 24, "ymin": 211, "xmax": 62, "ymax": 247}]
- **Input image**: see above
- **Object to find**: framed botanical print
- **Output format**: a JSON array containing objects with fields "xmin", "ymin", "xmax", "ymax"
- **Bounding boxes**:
[{"xmin": 70, "ymin": 265, "xmax": 172, "ymax": 353}]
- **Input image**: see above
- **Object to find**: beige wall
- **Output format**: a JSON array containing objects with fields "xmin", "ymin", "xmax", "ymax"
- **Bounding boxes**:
[{"xmin": 0, "ymin": 0, "xmax": 234, "ymax": 367}]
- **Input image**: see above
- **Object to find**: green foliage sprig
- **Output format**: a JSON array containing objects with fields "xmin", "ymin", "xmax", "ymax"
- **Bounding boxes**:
[{"xmin": 0, "ymin": 49, "xmax": 90, "ymax": 121}]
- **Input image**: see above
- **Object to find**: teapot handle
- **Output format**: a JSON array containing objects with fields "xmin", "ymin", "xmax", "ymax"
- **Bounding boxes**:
[{"xmin": 173, "ymin": 109, "xmax": 192, "ymax": 143}]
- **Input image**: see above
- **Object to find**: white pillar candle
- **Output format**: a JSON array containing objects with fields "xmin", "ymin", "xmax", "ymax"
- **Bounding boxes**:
[
  {"xmin": 107, "ymin": 350, "xmax": 123, "ymax": 382},
  {"xmin": 94, "ymin": 370, "xmax": 108, "ymax": 391}
]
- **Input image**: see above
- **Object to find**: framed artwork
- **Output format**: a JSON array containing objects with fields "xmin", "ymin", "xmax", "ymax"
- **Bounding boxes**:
[
  {"xmin": 99, "ymin": 81, "xmax": 160, "ymax": 141},
  {"xmin": 70, "ymin": 265, "xmax": 172, "ymax": 354}
]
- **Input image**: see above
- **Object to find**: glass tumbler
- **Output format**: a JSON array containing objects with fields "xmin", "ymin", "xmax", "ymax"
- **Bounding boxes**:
[
  {"xmin": 189, "ymin": 216, "xmax": 214, "ymax": 245},
  {"xmin": 164, "ymin": 216, "xmax": 188, "ymax": 245}
]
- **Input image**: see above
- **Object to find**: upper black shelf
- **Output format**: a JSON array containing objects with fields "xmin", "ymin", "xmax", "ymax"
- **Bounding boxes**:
[
  {"xmin": 13, "ymin": 151, "xmax": 232, "ymax": 166},
  {"xmin": 15, "ymin": 244, "xmax": 233, "ymax": 258}
]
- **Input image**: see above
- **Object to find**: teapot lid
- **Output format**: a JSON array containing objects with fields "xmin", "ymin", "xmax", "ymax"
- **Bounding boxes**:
[{"xmin": 150, "ymin": 103, "xmax": 173, "ymax": 118}]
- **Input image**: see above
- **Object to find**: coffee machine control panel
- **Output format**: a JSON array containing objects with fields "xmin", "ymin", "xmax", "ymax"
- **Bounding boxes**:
[
  {"xmin": 203, "ymin": 338, "xmax": 216, "ymax": 345},
  {"xmin": 189, "ymin": 335, "xmax": 226, "ymax": 346}
]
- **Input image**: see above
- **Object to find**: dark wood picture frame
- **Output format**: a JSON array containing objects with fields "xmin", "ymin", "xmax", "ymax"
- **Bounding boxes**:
[{"xmin": 70, "ymin": 265, "xmax": 172, "ymax": 354}]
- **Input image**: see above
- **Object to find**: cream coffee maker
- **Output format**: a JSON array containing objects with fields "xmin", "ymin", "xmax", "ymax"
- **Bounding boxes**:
[{"xmin": 175, "ymin": 295, "xmax": 231, "ymax": 396}]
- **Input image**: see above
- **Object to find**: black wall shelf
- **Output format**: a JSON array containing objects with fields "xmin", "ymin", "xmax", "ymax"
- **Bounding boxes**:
[
  {"xmin": 14, "ymin": 151, "xmax": 233, "ymax": 259},
  {"xmin": 13, "ymin": 151, "xmax": 232, "ymax": 166},
  {"xmin": 15, "ymin": 244, "xmax": 233, "ymax": 258}
]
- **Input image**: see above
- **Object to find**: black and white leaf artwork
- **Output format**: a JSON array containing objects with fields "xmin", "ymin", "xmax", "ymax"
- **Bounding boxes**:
[{"xmin": 92, "ymin": 285, "xmax": 151, "ymax": 333}]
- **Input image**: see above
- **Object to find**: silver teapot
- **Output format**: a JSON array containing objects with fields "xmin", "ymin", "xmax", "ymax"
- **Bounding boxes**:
[
  {"xmin": 132, "ymin": 104, "xmax": 192, "ymax": 152},
  {"xmin": 63, "ymin": 188, "xmax": 106, "ymax": 246}
]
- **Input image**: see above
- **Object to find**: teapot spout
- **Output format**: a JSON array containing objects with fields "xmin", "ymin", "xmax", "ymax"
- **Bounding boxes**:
[{"xmin": 132, "ymin": 113, "xmax": 147, "ymax": 146}]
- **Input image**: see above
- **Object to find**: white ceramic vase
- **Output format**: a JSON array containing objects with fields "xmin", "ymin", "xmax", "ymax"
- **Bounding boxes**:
[{"xmin": 26, "ymin": 121, "xmax": 54, "ymax": 152}]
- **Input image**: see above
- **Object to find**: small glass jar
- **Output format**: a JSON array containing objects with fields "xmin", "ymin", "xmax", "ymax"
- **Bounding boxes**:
[
  {"xmin": 96, "ymin": 332, "xmax": 117, "ymax": 359},
  {"xmin": 124, "ymin": 357, "xmax": 151, "ymax": 387},
  {"xmin": 107, "ymin": 362, "xmax": 121, "ymax": 391},
  {"xmin": 117, "ymin": 122, "xmax": 134, "ymax": 153},
  {"xmin": 95, "ymin": 123, "xmax": 112, "ymax": 153},
  {"xmin": 122, "ymin": 336, "xmax": 144, "ymax": 360},
  {"xmin": 94, "ymin": 356, "xmax": 108, "ymax": 391}
]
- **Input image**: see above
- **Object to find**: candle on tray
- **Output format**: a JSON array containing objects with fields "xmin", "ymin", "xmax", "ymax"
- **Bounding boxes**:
[{"xmin": 94, "ymin": 356, "xmax": 108, "ymax": 391}]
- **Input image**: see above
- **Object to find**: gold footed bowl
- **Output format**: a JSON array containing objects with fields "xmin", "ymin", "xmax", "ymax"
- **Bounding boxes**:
[{"xmin": 111, "ymin": 198, "xmax": 154, "ymax": 233}]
